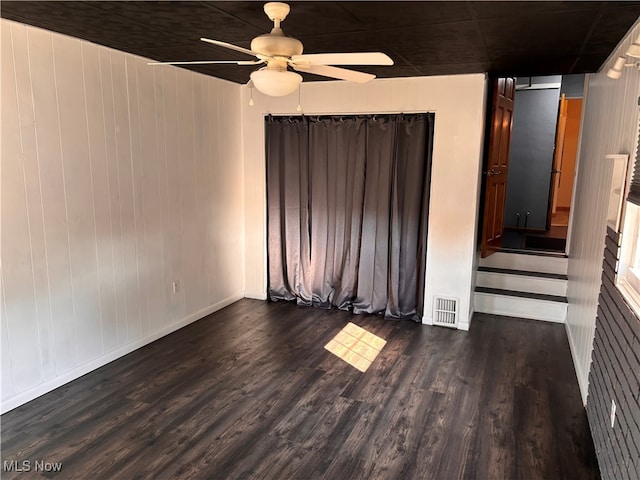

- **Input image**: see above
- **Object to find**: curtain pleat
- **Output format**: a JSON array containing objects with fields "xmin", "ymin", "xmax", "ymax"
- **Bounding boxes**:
[
  {"xmin": 266, "ymin": 113, "xmax": 433, "ymax": 321},
  {"xmin": 308, "ymin": 118, "xmax": 367, "ymax": 309},
  {"xmin": 353, "ymin": 118, "xmax": 395, "ymax": 315}
]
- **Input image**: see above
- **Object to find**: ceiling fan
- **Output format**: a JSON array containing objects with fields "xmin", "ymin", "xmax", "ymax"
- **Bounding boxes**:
[{"xmin": 148, "ymin": 2, "xmax": 393, "ymax": 97}]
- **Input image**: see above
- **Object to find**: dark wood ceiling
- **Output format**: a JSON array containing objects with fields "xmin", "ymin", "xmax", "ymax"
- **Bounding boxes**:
[{"xmin": 3, "ymin": 1, "xmax": 640, "ymax": 84}]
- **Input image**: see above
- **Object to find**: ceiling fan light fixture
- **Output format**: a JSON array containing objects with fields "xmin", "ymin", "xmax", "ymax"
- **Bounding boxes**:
[
  {"xmin": 150, "ymin": 3, "xmax": 393, "ymax": 89},
  {"xmin": 250, "ymin": 68, "xmax": 302, "ymax": 96}
]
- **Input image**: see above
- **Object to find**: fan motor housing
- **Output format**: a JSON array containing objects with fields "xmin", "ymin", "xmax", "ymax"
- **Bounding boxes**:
[{"xmin": 251, "ymin": 33, "xmax": 303, "ymax": 57}]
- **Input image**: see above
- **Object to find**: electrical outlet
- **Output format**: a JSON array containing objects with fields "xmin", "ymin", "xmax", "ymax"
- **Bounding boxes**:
[
  {"xmin": 610, "ymin": 399, "xmax": 616, "ymax": 428},
  {"xmin": 172, "ymin": 281, "xmax": 179, "ymax": 295}
]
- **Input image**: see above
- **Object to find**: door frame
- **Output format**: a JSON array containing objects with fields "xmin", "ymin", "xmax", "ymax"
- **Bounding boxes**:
[
  {"xmin": 564, "ymin": 76, "xmax": 589, "ymax": 256},
  {"xmin": 547, "ymin": 93, "xmax": 568, "ymax": 230}
]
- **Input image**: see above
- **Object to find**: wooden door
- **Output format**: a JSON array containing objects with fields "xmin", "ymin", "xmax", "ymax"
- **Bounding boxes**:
[
  {"xmin": 481, "ymin": 77, "xmax": 516, "ymax": 258},
  {"xmin": 548, "ymin": 94, "xmax": 568, "ymax": 228}
]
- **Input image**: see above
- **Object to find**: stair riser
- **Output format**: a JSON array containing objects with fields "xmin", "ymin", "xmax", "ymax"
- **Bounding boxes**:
[
  {"xmin": 479, "ymin": 252, "xmax": 567, "ymax": 275},
  {"xmin": 476, "ymin": 272, "xmax": 567, "ymax": 297},
  {"xmin": 474, "ymin": 292, "xmax": 567, "ymax": 323}
]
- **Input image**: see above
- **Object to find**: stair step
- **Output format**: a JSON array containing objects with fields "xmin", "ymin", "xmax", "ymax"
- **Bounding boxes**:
[
  {"xmin": 498, "ymin": 247, "xmax": 567, "ymax": 257},
  {"xmin": 476, "ymin": 268, "xmax": 567, "ymax": 296},
  {"xmin": 477, "ymin": 266, "xmax": 567, "ymax": 280},
  {"xmin": 474, "ymin": 287, "xmax": 567, "ymax": 323},
  {"xmin": 479, "ymin": 251, "xmax": 567, "ymax": 275},
  {"xmin": 475, "ymin": 286, "xmax": 567, "ymax": 303}
]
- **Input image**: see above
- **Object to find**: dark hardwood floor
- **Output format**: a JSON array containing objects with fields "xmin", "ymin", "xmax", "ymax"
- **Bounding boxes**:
[{"xmin": 1, "ymin": 299, "xmax": 599, "ymax": 479}]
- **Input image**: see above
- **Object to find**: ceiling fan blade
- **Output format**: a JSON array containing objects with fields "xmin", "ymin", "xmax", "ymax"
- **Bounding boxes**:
[
  {"xmin": 293, "ymin": 64, "xmax": 375, "ymax": 83},
  {"xmin": 147, "ymin": 60, "xmax": 263, "ymax": 66},
  {"xmin": 200, "ymin": 38, "xmax": 258, "ymax": 57},
  {"xmin": 292, "ymin": 52, "xmax": 393, "ymax": 66}
]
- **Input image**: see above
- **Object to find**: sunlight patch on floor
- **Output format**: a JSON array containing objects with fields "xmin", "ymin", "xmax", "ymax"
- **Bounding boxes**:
[{"xmin": 324, "ymin": 322, "xmax": 387, "ymax": 372}]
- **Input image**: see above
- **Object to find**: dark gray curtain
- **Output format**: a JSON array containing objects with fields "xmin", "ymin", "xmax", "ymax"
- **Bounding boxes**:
[{"xmin": 266, "ymin": 113, "xmax": 433, "ymax": 321}]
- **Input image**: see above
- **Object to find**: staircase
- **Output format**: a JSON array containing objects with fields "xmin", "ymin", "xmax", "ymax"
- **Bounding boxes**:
[{"xmin": 474, "ymin": 251, "xmax": 568, "ymax": 323}]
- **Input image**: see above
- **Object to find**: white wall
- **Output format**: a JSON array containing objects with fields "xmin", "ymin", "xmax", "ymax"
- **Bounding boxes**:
[
  {"xmin": 1, "ymin": 19, "xmax": 245, "ymax": 413},
  {"xmin": 566, "ymin": 19, "xmax": 640, "ymax": 403},
  {"xmin": 241, "ymin": 75, "xmax": 487, "ymax": 330}
]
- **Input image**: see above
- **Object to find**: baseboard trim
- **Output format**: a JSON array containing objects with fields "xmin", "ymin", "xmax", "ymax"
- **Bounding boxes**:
[
  {"xmin": 422, "ymin": 315, "xmax": 433, "ymax": 325},
  {"xmin": 0, "ymin": 293, "xmax": 243, "ymax": 414},
  {"xmin": 565, "ymin": 321, "xmax": 590, "ymax": 406},
  {"xmin": 457, "ymin": 321, "xmax": 470, "ymax": 331},
  {"xmin": 459, "ymin": 308, "xmax": 474, "ymax": 331},
  {"xmin": 244, "ymin": 291, "xmax": 268, "ymax": 300},
  {"xmin": 422, "ymin": 313, "xmax": 470, "ymax": 330}
]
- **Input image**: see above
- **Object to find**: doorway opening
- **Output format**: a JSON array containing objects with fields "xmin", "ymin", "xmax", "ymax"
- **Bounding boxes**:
[
  {"xmin": 481, "ymin": 75, "xmax": 584, "ymax": 256},
  {"xmin": 265, "ymin": 113, "xmax": 434, "ymax": 321}
]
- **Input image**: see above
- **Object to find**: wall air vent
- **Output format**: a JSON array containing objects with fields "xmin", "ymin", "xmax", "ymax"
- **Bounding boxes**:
[{"xmin": 433, "ymin": 296, "xmax": 458, "ymax": 328}]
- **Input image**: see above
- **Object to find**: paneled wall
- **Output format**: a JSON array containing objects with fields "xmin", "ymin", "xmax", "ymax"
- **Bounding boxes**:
[
  {"xmin": 566, "ymin": 19, "xmax": 640, "ymax": 401},
  {"xmin": 241, "ymin": 75, "xmax": 487, "ymax": 330},
  {"xmin": 587, "ymin": 228, "xmax": 640, "ymax": 480},
  {"xmin": 1, "ymin": 19, "xmax": 245, "ymax": 413}
]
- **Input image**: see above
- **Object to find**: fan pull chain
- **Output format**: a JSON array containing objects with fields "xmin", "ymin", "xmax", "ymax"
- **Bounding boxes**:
[
  {"xmin": 249, "ymin": 83, "xmax": 255, "ymax": 107},
  {"xmin": 296, "ymin": 85, "xmax": 302, "ymax": 112}
]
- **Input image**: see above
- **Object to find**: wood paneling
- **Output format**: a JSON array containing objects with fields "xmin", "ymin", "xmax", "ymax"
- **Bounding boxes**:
[
  {"xmin": 0, "ymin": 19, "xmax": 245, "ymax": 412},
  {"xmin": 566, "ymin": 18, "xmax": 640, "ymax": 403},
  {"xmin": 0, "ymin": 299, "xmax": 598, "ymax": 480},
  {"xmin": 564, "ymin": 17, "xmax": 640, "ymax": 480}
]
